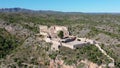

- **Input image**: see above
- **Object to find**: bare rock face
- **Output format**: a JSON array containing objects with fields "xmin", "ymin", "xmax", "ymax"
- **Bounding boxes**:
[
  {"xmin": 108, "ymin": 63, "xmax": 115, "ymax": 68},
  {"xmin": 4, "ymin": 23, "xmax": 34, "ymax": 39},
  {"xmin": 5, "ymin": 25, "xmax": 14, "ymax": 34},
  {"xmin": 80, "ymin": 60, "xmax": 107, "ymax": 68},
  {"xmin": 88, "ymin": 62, "xmax": 99, "ymax": 68},
  {"xmin": 49, "ymin": 59, "xmax": 75, "ymax": 68}
]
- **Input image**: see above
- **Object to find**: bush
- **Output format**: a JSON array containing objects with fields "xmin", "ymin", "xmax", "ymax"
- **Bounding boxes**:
[
  {"xmin": 0, "ymin": 28, "xmax": 22, "ymax": 59},
  {"xmin": 58, "ymin": 31, "xmax": 64, "ymax": 39},
  {"xmin": 49, "ymin": 52, "xmax": 57, "ymax": 60}
]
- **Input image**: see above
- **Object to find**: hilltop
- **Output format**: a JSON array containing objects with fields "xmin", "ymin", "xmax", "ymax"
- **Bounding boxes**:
[{"xmin": 0, "ymin": 8, "xmax": 120, "ymax": 68}]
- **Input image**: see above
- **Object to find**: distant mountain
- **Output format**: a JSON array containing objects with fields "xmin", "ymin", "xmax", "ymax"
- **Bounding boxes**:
[
  {"xmin": 0, "ymin": 8, "xmax": 84, "ymax": 15},
  {"xmin": 0, "ymin": 8, "xmax": 120, "ymax": 15},
  {"xmin": 0, "ymin": 8, "xmax": 59, "ymax": 13},
  {"xmin": 0, "ymin": 8, "xmax": 35, "ymax": 13}
]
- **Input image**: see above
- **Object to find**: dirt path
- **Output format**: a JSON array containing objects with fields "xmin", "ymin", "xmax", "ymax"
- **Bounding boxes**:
[
  {"xmin": 94, "ymin": 43, "xmax": 115, "ymax": 67},
  {"xmin": 95, "ymin": 44, "xmax": 114, "ymax": 63},
  {"xmin": 78, "ymin": 38, "xmax": 115, "ymax": 67}
]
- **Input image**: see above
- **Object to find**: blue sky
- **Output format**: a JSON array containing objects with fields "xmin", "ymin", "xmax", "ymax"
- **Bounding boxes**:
[{"xmin": 0, "ymin": 0, "xmax": 120, "ymax": 12}]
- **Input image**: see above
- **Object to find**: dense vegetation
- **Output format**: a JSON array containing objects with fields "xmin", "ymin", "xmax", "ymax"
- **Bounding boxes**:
[
  {"xmin": 0, "ymin": 28, "xmax": 22, "ymax": 58},
  {"xmin": 58, "ymin": 45, "xmax": 111, "ymax": 66},
  {"xmin": 101, "ymin": 44, "xmax": 120, "ymax": 68}
]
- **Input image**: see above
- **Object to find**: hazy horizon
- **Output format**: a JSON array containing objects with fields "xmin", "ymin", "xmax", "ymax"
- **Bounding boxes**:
[{"xmin": 0, "ymin": 0, "xmax": 120, "ymax": 13}]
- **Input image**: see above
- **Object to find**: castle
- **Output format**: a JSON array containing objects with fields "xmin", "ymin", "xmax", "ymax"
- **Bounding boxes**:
[{"xmin": 38, "ymin": 25, "xmax": 91, "ymax": 49}]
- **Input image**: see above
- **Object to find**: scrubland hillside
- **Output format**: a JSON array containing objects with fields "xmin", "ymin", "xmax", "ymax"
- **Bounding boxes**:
[{"xmin": 0, "ymin": 8, "xmax": 120, "ymax": 68}]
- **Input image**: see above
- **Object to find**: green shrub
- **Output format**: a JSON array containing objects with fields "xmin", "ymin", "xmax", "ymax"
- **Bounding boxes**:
[{"xmin": 58, "ymin": 31, "xmax": 64, "ymax": 39}]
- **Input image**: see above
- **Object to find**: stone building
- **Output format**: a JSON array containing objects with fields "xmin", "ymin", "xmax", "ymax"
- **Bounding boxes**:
[
  {"xmin": 39, "ymin": 25, "xmax": 48, "ymax": 36},
  {"xmin": 39, "ymin": 25, "xmax": 69, "ymax": 39}
]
